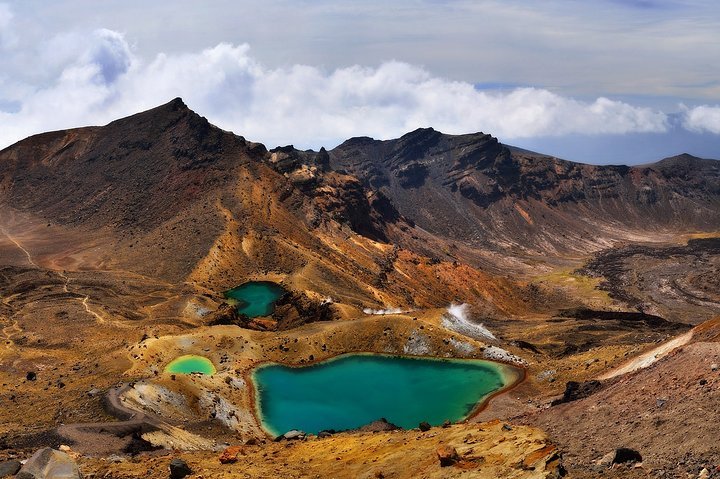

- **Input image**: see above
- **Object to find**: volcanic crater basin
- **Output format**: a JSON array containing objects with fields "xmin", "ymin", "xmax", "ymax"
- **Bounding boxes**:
[
  {"xmin": 224, "ymin": 281, "xmax": 286, "ymax": 318},
  {"xmin": 165, "ymin": 355, "xmax": 216, "ymax": 375},
  {"xmin": 252, "ymin": 353, "xmax": 522, "ymax": 436}
]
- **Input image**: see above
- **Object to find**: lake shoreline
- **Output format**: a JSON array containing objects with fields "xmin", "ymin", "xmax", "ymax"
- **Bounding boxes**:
[{"xmin": 247, "ymin": 352, "xmax": 526, "ymax": 437}]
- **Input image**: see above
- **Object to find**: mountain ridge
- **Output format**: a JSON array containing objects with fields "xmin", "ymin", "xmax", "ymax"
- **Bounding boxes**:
[{"xmin": 2, "ymin": 98, "xmax": 719, "ymax": 275}]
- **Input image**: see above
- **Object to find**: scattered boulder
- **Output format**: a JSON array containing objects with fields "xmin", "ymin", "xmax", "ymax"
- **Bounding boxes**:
[
  {"xmin": 0, "ymin": 460, "xmax": 21, "ymax": 478},
  {"xmin": 16, "ymin": 448, "xmax": 82, "ymax": 479},
  {"xmin": 26, "ymin": 371, "xmax": 37, "ymax": 381},
  {"xmin": 86, "ymin": 388, "xmax": 102, "ymax": 397},
  {"xmin": 356, "ymin": 418, "xmax": 400, "ymax": 433},
  {"xmin": 436, "ymin": 444, "xmax": 459, "ymax": 467},
  {"xmin": 597, "ymin": 448, "xmax": 642, "ymax": 467},
  {"xmin": 282, "ymin": 430, "xmax": 306, "ymax": 441},
  {"xmin": 169, "ymin": 458, "xmax": 192, "ymax": 479},
  {"xmin": 218, "ymin": 445, "xmax": 244, "ymax": 464},
  {"xmin": 612, "ymin": 448, "xmax": 642, "ymax": 464},
  {"xmin": 551, "ymin": 380, "xmax": 603, "ymax": 405},
  {"xmin": 418, "ymin": 421, "xmax": 431, "ymax": 432}
]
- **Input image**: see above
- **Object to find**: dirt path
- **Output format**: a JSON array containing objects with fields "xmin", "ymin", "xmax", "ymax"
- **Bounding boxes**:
[
  {"xmin": 0, "ymin": 225, "xmax": 38, "ymax": 268},
  {"xmin": 597, "ymin": 330, "xmax": 693, "ymax": 380},
  {"xmin": 56, "ymin": 385, "xmax": 160, "ymax": 455},
  {"xmin": 0, "ymin": 313, "xmax": 21, "ymax": 350},
  {"xmin": 56, "ymin": 384, "xmax": 214, "ymax": 455}
]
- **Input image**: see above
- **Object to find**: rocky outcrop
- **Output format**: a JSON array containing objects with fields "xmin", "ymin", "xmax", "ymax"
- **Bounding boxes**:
[
  {"xmin": 436, "ymin": 444, "xmax": 459, "ymax": 467},
  {"xmin": 16, "ymin": 448, "xmax": 82, "ymax": 479},
  {"xmin": 218, "ymin": 445, "xmax": 244, "ymax": 464},
  {"xmin": 355, "ymin": 418, "xmax": 401, "ymax": 433},
  {"xmin": 272, "ymin": 291, "xmax": 334, "ymax": 330},
  {"xmin": 204, "ymin": 303, "xmax": 276, "ymax": 331}
]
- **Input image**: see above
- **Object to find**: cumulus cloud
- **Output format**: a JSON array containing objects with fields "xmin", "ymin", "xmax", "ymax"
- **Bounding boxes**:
[
  {"xmin": 0, "ymin": 26, "xmax": 702, "ymax": 151},
  {"xmin": 682, "ymin": 105, "xmax": 720, "ymax": 134}
]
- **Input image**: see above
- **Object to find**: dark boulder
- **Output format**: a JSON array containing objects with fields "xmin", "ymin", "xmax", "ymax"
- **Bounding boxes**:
[
  {"xmin": 552, "ymin": 380, "xmax": 603, "ymax": 405},
  {"xmin": 169, "ymin": 458, "xmax": 192, "ymax": 479},
  {"xmin": 613, "ymin": 448, "xmax": 642, "ymax": 464}
]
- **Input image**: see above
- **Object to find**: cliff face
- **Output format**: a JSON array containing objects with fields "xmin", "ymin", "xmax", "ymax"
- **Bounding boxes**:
[{"xmin": 329, "ymin": 128, "xmax": 720, "ymax": 256}]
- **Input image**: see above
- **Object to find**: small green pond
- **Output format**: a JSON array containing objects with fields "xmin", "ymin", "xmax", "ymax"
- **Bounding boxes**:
[
  {"xmin": 252, "ymin": 354, "xmax": 519, "ymax": 436},
  {"xmin": 224, "ymin": 281, "xmax": 286, "ymax": 318},
  {"xmin": 165, "ymin": 355, "xmax": 216, "ymax": 375}
]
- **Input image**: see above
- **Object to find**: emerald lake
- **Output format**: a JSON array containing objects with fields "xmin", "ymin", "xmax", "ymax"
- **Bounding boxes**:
[
  {"xmin": 252, "ymin": 354, "xmax": 519, "ymax": 436},
  {"xmin": 224, "ymin": 281, "xmax": 286, "ymax": 318},
  {"xmin": 165, "ymin": 355, "xmax": 216, "ymax": 375}
]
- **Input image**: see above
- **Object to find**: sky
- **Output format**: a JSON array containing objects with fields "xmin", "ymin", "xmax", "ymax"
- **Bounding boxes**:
[{"xmin": 0, "ymin": 0, "xmax": 719, "ymax": 164}]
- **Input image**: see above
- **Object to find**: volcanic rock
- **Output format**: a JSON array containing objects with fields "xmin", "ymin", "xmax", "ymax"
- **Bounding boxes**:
[
  {"xmin": 418, "ymin": 421, "xmax": 431, "ymax": 432},
  {"xmin": 16, "ymin": 448, "xmax": 82, "ymax": 479},
  {"xmin": 169, "ymin": 458, "xmax": 192, "ymax": 479},
  {"xmin": 597, "ymin": 448, "xmax": 642, "ymax": 467},
  {"xmin": 282, "ymin": 430, "xmax": 306, "ymax": 441},
  {"xmin": 551, "ymin": 380, "xmax": 603, "ymax": 405},
  {"xmin": 218, "ymin": 446, "xmax": 244, "ymax": 464},
  {"xmin": 0, "ymin": 460, "xmax": 21, "ymax": 478},
  {"xmin": 436, "ymin": 444, "xmax": 459, "ymax": 467},
  {"xmin": 272, "ymin": 291, "xmax": 334, "ymax": 330},
  {"xmin": 356, "ymin": 418, "xmax": 401, "ymax": 432}
]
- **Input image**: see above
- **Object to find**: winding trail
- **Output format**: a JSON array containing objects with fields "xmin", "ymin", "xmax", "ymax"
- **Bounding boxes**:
[
  {"xmin": 57, "ymin": 384, "xmax": 214, "ymax": 455},
  {"xmin": 0, "ymin": 314, "xmax": 21, "ymax": 350},
  {"xmin": 0, "ymin": 226, "xmax": 38, "ymax": 268},
  {"xmin": 57, "ymin": 270, "xmax": 107, "ymax": 324},
  {"xmin": 56, "ymin": 384, "xmax": 158, "ymax": 455}
]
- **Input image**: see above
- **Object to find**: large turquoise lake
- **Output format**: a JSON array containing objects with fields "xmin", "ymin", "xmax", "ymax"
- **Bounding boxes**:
[
  {"xmin": 252, "ymin": 354, "xmax": 519, "ymax": 436},
  {"xmin": 224, "ymin": 281, "xmax": 285, "ymax": 318}
]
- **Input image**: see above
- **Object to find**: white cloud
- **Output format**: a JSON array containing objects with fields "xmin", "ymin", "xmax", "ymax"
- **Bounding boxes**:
[
  {"xmin": 0, "ymin": 3, "xmax": 16, "ymax": 49},
  {"xmin": 0, "ymin": 29, "xmax": 691, "ymax": 151},
  {"xmin": 682, "ymin": 105, "xmax": 720, "ymax": 134}
]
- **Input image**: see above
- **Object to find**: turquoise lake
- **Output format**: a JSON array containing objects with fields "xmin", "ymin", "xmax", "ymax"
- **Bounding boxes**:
[
  {"xmin": 252, "ymin": 354, "xmax": 518, "ymax": 436},
  {"xmin": 165, "ymin": 355, "xmax": 216, "ymax": 375},
  {"xmin": 224, "ymin": 281, "xmax": 286, "ymax": 318}
]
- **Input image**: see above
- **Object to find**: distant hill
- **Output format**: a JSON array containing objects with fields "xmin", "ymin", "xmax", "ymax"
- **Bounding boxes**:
[{"xmin": 328, "ymin": 127, "xmax": 720, "ymax": 257}]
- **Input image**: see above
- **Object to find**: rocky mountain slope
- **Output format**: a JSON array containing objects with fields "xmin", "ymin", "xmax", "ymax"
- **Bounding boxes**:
[{"xmin": 328, "ymin": 128, "xmax": 720, "ymax": 261}]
